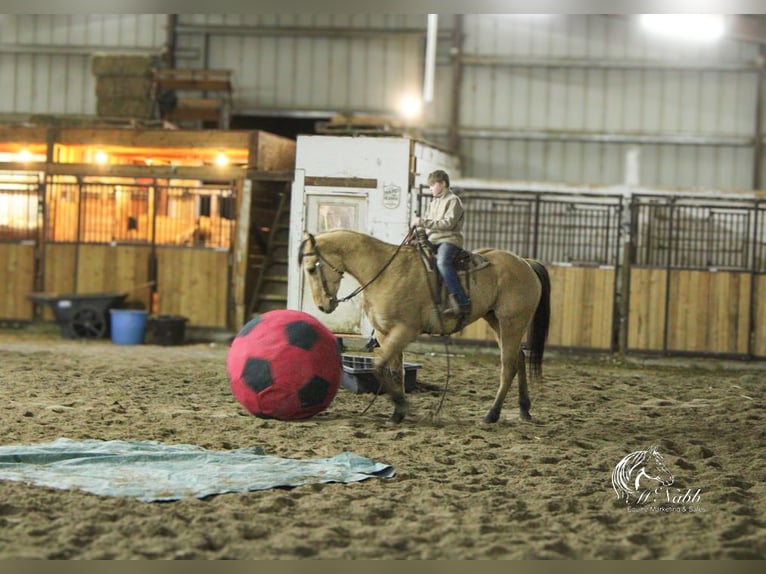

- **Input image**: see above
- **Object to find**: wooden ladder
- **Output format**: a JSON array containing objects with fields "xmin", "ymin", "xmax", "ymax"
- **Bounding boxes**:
[{"xmin": 246, "ymin": 192, "xmax": 292, "ymax": 318}]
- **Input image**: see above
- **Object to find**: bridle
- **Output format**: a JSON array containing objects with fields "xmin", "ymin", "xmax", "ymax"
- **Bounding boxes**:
[
  {"xmin": 300, "ymin": 233, "xmax": 347, "ymax": 308},
  {"xmin": 299, "ymin": 231, "xmax": 408, "ymax": 307}
]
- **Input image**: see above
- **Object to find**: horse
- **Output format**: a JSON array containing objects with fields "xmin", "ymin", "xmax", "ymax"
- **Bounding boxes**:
[
  {"xmin": 298, "ymin": 229, "xmax": 551, "ymax": 424},
  {"xmin": 611, "ymin": 446, "xmax": 675, "ymax": 503}
]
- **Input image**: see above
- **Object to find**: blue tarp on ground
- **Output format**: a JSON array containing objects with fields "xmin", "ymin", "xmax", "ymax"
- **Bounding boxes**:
[{"xmin": 0, "ymin": 438, "xmax": 395, "ymax": 502}]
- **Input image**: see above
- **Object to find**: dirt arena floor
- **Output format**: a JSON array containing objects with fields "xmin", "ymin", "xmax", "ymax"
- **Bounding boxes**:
[{"xmin": 0, "ymin": 325, "xmax": 764, "ymax": 560}]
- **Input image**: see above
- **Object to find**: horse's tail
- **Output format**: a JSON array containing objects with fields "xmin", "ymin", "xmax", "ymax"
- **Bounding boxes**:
[{"xmin": 527, "ymin": 260, "xmax": 551, "ymax": 379}]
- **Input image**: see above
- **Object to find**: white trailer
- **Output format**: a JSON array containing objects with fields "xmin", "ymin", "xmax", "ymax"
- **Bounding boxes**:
[{"xmin": 287, "ymin": 134, "xmax": 459, "ymax": 337}]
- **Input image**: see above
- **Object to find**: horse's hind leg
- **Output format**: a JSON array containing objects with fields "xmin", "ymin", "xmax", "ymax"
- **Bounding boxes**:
[
  {"xmin": 516, "ymin": 348, "xmax": 531, "ymax": 420},
  {"xmin": 484, "ymin": 316, "xmax": 525, "ymax": 423}
]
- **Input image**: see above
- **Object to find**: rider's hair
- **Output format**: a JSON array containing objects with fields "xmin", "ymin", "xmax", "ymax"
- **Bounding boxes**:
[{"xmin": 427, "ymin": 169, "xmax": 450, "ymax": 188}]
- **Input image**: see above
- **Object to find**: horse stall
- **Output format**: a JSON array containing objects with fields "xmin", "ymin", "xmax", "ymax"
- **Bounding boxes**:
[
  {"xmin": 627, "ymin": 193, "xmax": 766, "ymax": 358},
  {"xmin": 0, "ymin": 124, "xmax": 295, "ymax": 334},
  {"xmin": 286, "ymin": 135, "xmax": 460, "ymax": 337},
  {"xmin": 446, "ymin": 180, "xmax": 766, "ymax": 359},
  {"xmin": 448, "ymin": 182, "xmax": 624, "ymax": 352}
]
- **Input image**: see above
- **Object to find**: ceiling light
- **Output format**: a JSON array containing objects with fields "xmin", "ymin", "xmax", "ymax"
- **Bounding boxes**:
[{"xmin": 640, "ymin": 14, "xmax": 726, "ymax": 42}]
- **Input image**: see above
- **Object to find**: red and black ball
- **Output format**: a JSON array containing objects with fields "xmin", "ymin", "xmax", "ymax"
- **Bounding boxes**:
[{"xmin": 226, "ymin": 310, "xmax": 342, "ymax": 420}]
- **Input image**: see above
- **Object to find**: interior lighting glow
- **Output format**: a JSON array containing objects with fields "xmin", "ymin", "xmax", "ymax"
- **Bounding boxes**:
[
  {"xmin": 399, "ymin": 95, "xmax": 422, "ymax": 120},
  {"xmin": 640, "ymin": 14, "xmax": 725, "ymax": 42},
  {"xmin": 215, "ymin": 153, "xmax": 229, "ymax": 167},
  {"xmin": 17, "ymin": 149, "xmax": 32, "ymax": 163},
  {"xmin": 94, "ymin": 150, "xmax": 108, "ymax": 165}
]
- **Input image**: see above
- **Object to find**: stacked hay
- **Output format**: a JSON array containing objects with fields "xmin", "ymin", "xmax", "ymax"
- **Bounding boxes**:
[{"xmin": 91, "ymin": 54, "xmax": 154, "ymax": 119}]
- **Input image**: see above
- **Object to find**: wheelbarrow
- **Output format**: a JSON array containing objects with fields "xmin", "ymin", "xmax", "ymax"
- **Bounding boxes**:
[{"xmin": 28, "ymin": 292, "xmax": 128, "ymax": 339}]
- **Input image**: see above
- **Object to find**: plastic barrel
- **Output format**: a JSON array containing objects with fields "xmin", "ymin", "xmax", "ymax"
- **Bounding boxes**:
[{"xmin": 109, "ymin": 309, "xmax": 148, "ymax": 345}]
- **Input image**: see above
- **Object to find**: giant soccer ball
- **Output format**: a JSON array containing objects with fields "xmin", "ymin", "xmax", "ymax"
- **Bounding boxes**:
[{"xmin": 226, "ymin": 310, "xmax": 342, "ymax": 420}]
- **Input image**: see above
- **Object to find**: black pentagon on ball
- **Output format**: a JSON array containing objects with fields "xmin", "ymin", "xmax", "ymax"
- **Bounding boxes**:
[
  {"xmin": 236, "ymin": 316, "xmax": 263, "ymax": 338},
  {"xmin": 298, "ymin": 375, "xmax": 331, "ymax": 408},
  {"xmin": 241, "ymin": 357, "xmax": 274, "ymax": 393},
  {"xmin": 285, "ymin": 320, "xmax": 319, "ymax": 350}
]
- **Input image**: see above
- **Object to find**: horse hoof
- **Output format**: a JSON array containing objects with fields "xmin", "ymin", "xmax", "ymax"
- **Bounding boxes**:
[
  {"xmin": 483, "ymin": 412, "xmax": 500, "ymax": 424},
  {"xmin": 389, "ymin": 412, "xmax": 405, "ymax": 424},
  {"xmin": 520, "ymin": 409, "xmax": 532, "ymax": 421}
]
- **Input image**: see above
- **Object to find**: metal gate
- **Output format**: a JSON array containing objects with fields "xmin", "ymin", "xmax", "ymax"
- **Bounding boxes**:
[
  {"xmin": 0, "ymin": 171, "xmax": 40, "ymax": 323},
  {"xmin": 627, "ymin": 194, "xmax": 766, "ymax": 358},
  {"xmin": 421, "ymin": 188, "xmax": 625, "ymax": 350}
]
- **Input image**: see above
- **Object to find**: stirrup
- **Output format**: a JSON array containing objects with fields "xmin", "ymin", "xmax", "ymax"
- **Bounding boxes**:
[{"xmin": 443, "ymin": 298, "xmax": 471, "ymax": 318}]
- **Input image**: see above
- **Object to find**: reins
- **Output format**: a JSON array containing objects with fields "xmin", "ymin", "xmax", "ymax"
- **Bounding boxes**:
[{"xmin": 301, "ymin": 231, "xmax": 409, "ymax": 304}]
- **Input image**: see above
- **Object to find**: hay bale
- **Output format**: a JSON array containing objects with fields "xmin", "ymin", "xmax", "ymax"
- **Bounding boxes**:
[
  {"xmin": 96, "ymin": 77, "xmax": 153, "ymax": 99},
  {"xmin": 96, "ymin": 98, "xmax": 154, "ymax": 119},
  {"xmin": 90, "ymin": 54, "xmax": 153, "ymax": 77}
]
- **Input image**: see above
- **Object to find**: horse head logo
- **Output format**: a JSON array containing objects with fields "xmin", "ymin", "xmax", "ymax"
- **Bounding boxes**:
[{"xmin": 611, "ymin": 445, "xmax": 674, "ymax": 503}]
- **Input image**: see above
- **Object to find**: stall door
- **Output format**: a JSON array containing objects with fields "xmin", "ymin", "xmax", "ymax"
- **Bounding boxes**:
[{"xmin": 300, "ymin": 193, "xmax": 368, "ymax": 334}]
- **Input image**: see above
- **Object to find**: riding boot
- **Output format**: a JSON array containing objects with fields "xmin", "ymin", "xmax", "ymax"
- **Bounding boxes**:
[{"xmin": 443, "ymin": 294, "xmax": 471, "ymax": 318}]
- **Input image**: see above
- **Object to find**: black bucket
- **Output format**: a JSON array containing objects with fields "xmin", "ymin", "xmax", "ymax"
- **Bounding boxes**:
[{"xmin": 151, "ymin": 315, "xmax": 188, "ymax": 346}]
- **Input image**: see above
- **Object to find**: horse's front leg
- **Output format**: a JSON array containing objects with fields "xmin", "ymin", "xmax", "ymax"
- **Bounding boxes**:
[
  {"xmin": 374, "ymin": 348, "xmax": 407, "ymax": 423},
  {"xmin": 372, "ymin": 326, "xmax": 417, "ymax": 423}
]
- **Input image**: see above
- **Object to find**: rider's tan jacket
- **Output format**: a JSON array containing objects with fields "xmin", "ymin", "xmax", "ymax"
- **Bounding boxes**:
[{"xmin": 421, "ymin": 188, "xmax": 465, "ymax": 248}]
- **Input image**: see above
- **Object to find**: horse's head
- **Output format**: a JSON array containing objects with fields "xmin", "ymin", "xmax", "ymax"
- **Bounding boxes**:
[
  {"xmin": 642, "ymin": 445, "xmax": 674, "ymax": 487},
  {"xmin": 298, "ymin": 231, "xmax": 345, "ymax": 314},
  {"xmin": 612, "ymin": 445, "xmax": 674, "ymax": 502}
]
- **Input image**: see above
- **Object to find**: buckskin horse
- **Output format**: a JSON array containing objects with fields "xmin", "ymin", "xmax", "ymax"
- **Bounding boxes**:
[{"xmin": 299, "ymin": 229, "xmax": 551, "ymax": 424}]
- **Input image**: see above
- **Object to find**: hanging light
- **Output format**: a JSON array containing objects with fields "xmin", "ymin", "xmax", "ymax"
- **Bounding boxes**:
[
  {"xmin": 399, "ymin": 95, "xmax": 422, "ymax": 120},
  {"xmin": 94, "ymin": 150, "xmax": 108, "ymax": 165},
  {"xmin": 640, "ymin": 14, "xmax": 726, "ymax": 42}
]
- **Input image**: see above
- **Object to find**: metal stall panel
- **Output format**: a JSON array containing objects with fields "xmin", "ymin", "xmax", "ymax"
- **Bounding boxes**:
[
  {"xmin": 627, "ymin": 195, "xmax": 760, "ymax": 357},
  {"xmin": 0, "ymin": 173, "xmax": 39, "ymax": 322},
  {"xmin": 446, "ymin": 187, "xmax": 623, "ymax": 350},
  {"xmin": 41, "ymin": 176, "xmax": 236, "ymax": 329}
]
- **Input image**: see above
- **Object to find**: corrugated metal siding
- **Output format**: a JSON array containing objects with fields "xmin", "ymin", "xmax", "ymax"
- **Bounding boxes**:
[
  {"xmin": 1, "ymin": 14, "xmax": 765, "ymax": 192},
  {"xmin": 175, "ymin": 14, "xmax": 427, "ymax": 114},
  {"xmin": 0, "ymin": 15, "xmax": 166, "ymax": 116},
  {"xmin": 455, "ymin": 15, "xmax": 761, "ymax": 189}
]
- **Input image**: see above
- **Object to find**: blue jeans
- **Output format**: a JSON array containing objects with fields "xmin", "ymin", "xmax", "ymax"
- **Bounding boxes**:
[{"xmin": 435, "ymin": 242, "xmax": 471, "ymax": 307}]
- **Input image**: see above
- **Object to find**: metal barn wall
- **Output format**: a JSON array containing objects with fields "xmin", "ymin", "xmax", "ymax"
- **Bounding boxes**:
[
  {"xmin": 0, "ymin": 15, "xmax": 166, "ymax": 117},
  {"xmin": 174, "ymin": 14, "xmax": 427, "ymax": 116},
  {"xmin": 454, "ymin": 15, "xmax": 761, "ymax": 190},
  {"xmin": 2, "ymin": 14, "xmax": 765, "ymax": 192}
]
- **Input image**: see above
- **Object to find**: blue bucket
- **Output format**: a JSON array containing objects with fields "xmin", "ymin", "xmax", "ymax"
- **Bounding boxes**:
[{"xmin": 109, "ymin": 309, "xmax": 148, "ymax": 345}]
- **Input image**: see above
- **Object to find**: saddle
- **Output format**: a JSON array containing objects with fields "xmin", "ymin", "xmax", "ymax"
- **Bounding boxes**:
[
  {"xmin": 410, "ymin": 230, "xmax": 490, "ymax": 275},
  {"xmin": 410, "ymin": 230, "xmax": 490, "ymax": 330}
]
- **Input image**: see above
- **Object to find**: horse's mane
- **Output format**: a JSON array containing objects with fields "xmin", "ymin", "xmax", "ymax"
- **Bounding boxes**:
[
  {"xmin": 612, "ymin": 448, "xmax": 650, "ymax": 498},
  {"xmin": 298, "ymin": 229, "xmax": 398, "ymax": 266}
]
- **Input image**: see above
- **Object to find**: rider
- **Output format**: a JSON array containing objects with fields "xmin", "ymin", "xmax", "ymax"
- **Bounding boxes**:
[{"xmin": 411, "ymin": 169, "xmax": 471, "ymax": 318}]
